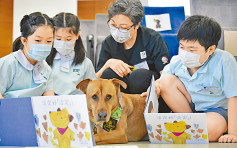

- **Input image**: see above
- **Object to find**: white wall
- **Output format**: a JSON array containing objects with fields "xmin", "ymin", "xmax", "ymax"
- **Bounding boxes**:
[
  {"xmin": 148, "ymin": 0, "xmax": 190, "ymax": 16},
  {"xmin": 140, "ymin": 0, "xmax": 148, "ymax": 6},
  {"xmin": 13, "ymin": 0, "xmax": 77, "ymax": 40}
]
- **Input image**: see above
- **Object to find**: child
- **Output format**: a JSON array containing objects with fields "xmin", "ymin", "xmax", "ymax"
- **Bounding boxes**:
[
  {"xmin": 46, "ymin": 12, "xmax": 96, "ymax": 95},
  {"xmin": 155, "ymin": 15, "xmax": 237, "ymax": 142},
  {"xmin": 0, "ymin": 12, "xmax": 55, "ymax": 98}
]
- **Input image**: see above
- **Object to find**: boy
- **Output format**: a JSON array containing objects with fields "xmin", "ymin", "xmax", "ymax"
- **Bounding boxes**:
[{"xmin": 155, "ymin": 15, "xmax": 237, "ymax": 142}]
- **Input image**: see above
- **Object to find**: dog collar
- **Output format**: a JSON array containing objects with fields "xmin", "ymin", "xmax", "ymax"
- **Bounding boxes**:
[
  {"xmin": 110, "ymin": 107, "xmax": 122, "ymax": 119},
  {"xmin": 91, "ymin": 93, "xmax": 123, "ymax": 133},
  {"xmin": 102, "ymin": 107, "xmax": 122, "ymax": 132},
  {"xmin": 91, "ymin": 107, "xmax": 122, "ymax": 134}
]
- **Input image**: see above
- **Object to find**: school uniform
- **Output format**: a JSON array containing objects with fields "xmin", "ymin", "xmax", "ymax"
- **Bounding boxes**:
[
  {"xmin": 51, "ymin": 53, "xmax": 96, "ymax": 95},
  {"xmin": 161, "ymin": 48, "xmax": 237, "ymax": 112},
  {"xmin": 0, "ymin": 50, "xmax": 53, "ymax": 98}
]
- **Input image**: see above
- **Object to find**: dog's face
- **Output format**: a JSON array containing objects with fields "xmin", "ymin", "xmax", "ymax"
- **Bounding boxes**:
[
  {"xmin": 50, "ymin": 108, "xmax": 73, "ymax": 128},
  {"xmin": 164, "ymin": 121, "xmax": 191, "ymax": 133},
  {"xmin": 76, "ymin": 78, "xmax": 126, "ymax": 123}
]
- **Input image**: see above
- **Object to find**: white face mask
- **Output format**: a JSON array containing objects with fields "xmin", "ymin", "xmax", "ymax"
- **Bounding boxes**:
[
  {"xmin": 110, "ymin": 26, "xmax": 131, "ymax": 43},
  {"xmin": 179, "ymin": 48, "xmax": 209, "ymax": 68},
  {"xmin": 53, "ymin": 40, "xmax": 75, "ymax": 55}
]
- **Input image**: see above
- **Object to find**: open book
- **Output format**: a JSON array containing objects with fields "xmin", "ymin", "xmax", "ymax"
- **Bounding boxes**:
[{"xmin": 144, "ymin": 76, "xmax": 209, "ymax": 144}]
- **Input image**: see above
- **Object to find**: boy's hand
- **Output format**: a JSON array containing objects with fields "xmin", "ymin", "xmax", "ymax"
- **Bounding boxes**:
[
  {"xmin": 155, "ymin": 79, "xmax": 161, "ymax": 97},
  {"xmin": 218, "ymin": 134, "xmax": 237, "ymax": 143}
]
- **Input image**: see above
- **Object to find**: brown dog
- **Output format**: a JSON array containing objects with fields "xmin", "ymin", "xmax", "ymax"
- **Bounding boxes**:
[{"xmin": 76, "ymin": 78, "xmax": 147, "ymax": 144}]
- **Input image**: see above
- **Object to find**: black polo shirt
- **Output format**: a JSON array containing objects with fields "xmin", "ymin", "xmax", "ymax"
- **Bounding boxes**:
[{"xmin": 96, "ymin": 26, "xmax": 170, "ymax": 78}]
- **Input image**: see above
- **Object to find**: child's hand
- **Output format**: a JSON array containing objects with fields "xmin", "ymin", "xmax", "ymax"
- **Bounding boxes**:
[
  {"xmin": 218, "ymin": 134, "xmax": 237, "ymax": 143},
  {"xmin": 0, "ymin": 93, "xmax": 3, "ymax": 99},
  {"xmin": 155, "ymin": 79, "xmax": 161, "ymax": 97}
]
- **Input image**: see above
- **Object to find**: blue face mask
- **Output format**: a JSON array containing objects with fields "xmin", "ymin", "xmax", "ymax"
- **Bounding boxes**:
[{"xmin": 27, "ymin": 43, "xmax": 52, "ymax": 62}]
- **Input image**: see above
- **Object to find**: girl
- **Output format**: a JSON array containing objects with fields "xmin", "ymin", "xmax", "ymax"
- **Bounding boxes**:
[
  {"xmin": 46, "ymin": 12, "xmax": 96, "ymax": 95},
  {"xmin": 0, "ymin": 12, "xmax": 54, "ymax": 98}
]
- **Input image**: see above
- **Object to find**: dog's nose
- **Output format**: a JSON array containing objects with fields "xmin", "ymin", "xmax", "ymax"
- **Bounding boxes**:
[{"xmin": 98, "ymin": 112, "xmax": 107, "ymax": 120}]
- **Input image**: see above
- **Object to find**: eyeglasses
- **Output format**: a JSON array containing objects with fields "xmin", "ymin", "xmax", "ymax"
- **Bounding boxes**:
[{"xmin": 107, "ymin": 20, "xmax": 134, "ymax": 32}]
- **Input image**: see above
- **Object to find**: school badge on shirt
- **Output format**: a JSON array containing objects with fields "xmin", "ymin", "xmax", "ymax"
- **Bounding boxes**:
[{"xmin": 140, "ymin": 51, "xmax": 147, "ymax": 59}]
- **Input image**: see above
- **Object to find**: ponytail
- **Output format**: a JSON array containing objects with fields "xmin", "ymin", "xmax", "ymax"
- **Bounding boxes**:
[
  {"xmin": 12, "ymin": 36, "xmax": 23, "ymax": 52},
  {"xmin": 73, "ymin": 36, "xmax": 86, "ymax": 65}
]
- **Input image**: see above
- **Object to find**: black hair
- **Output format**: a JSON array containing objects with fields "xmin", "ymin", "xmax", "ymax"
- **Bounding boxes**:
[
  {"xmin": 177, "ymin": 15, "xmax": 221, "ymax": 50},
  {"xmin": 46, "ymin": 12, "xmax": 86, "ymax": 66},
  {"xmin": 12, "ymin": 12, "xmax": 54, "ymax": 52},
  {"xmin": 108, "ymin": 0, "xmax": 145, "ymax": 26}
]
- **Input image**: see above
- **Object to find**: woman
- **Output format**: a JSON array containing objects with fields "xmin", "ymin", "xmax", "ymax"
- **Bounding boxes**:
[
  {"xmin": 0, "ymin": 12, "xmax": 54, "ymax": 98},
  {"xmin": 96, "ymin": 0, "xmax": 170, "ymax": 95}
]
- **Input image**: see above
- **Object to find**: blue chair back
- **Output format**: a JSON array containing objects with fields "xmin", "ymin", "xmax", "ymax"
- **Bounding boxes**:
[{"xmin": 141, "ymin": 7, "xmax": 185, "ymax": 58}]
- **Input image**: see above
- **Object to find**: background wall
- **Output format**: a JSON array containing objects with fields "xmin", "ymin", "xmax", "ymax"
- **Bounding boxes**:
[
  {"xmin": 77, "ymin": 0, "xmax": 115, "ymax": 20},
  {"xmin": 13, "ymin": 0, "xmax": 77, "ymax": 41},
  {"xmin": 190, "ymin": 0, "xmax": 237, "ymax": 50},
  {"xmin": 0, "ymin": 0, "xmax": 13, "ymax": 57}
]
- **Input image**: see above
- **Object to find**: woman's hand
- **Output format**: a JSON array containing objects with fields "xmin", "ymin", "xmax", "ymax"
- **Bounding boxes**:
[
  {"xmin": 219, "ymin": 134, "xmax": 237, "ymax": 143},
  {"xmin": 105, "ymin": 59, "xmax": 131, "ymax": 77}
]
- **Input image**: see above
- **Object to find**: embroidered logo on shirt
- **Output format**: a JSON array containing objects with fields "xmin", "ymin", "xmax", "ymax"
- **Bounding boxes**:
[
  {"xmin": 198, "ymin": 86, "xmax": 220, "ymax": 95},
  {"xmin": 162, "ymin": 56, "xmax": 168, "ymax": 64},
  {"xmin": 140, "ymin": 51, "xmax": 147, "ymax": 59},
  {"xmin": 73, "ymin": 69, "xmax": 80, "ymax": 75}
]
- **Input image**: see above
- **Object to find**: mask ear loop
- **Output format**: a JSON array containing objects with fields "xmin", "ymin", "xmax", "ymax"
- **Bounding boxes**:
[{"xmin": 199, "ymin": 47, "xmax": 210, "ymax": 65}]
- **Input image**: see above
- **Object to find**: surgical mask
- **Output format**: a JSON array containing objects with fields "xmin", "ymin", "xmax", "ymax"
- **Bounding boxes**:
[
  {"xmin": 110, "ymin": 26, "xmax": 131, "ymax": 43},
  {"xmin": 179, "ymin": 48, "xmax": 209, "ymax": 68},
  {"xmin": 53, "ymin": 40, "xmax": 75, "ymax": 55},
  {"xmin": 27, "ymin": 43, "xmax": 52, "ymax": 62}
]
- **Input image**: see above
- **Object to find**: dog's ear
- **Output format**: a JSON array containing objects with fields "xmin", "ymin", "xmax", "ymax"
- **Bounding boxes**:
[
  {"xmin": 76, "ymin": 79, "xmax": 92, "ymax": 94},
  {"xmin": 111, "ymin": 78, "xmax": 127, "ymax": 89}
]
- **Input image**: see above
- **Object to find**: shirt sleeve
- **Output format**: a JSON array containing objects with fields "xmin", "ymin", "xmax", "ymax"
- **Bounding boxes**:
[
  {"xmin": 0, "ymin": 56, "xmax": 15, "ymax": 96},
  {"xmin": 96, "ymin": 38, "xmax": 112, "ymax": 72},
  {"xmin": 148, "ymin": 33, "xmax": 170, "ymax": 74},
  {"xmin": 221, "ymin": 54, "xmax": 237, "ymax": 98},
  {"xmin": 84, "ymin": 58, "xmax": 97, "ymax": 80}
]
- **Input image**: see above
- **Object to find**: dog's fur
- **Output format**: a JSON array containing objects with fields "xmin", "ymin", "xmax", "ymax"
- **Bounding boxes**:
[
  {"xmin": 164, "ymin": 121, "xmax": 191, "ymax": 144},
  {"xmin": 77, "ymin": 78, "xmax": 147, "ymax": 144},
  {"xmin": 49, "ymin": 108, "xmax": 75, "ymax": 147}
]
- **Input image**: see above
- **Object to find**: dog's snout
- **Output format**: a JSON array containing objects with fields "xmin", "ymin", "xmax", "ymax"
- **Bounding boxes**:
[{"xmin": 98, "ymin": 112, "xmax": 107, "ymax": 120}]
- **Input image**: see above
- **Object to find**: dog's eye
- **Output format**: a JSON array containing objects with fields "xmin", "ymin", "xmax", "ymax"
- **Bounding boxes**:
[
  {"xmin": 92, "ymin": 95, "xmax": 97, "ymax": 100},
  {"xmin": 106, "ymin": 95, "xmax": 112, "ymax": 101}
]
